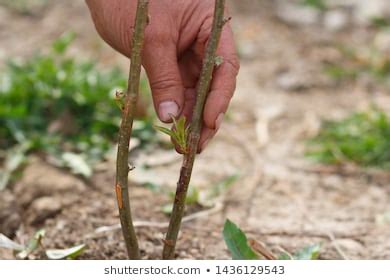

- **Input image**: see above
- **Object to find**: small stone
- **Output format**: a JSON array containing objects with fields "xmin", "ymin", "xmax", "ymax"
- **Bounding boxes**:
[
  {"xmin": 238, "ymin": 41, "xmax": 258, "ymax": 60},
  {"xmin": 276, "ymin": 2, "xmax": 321, "ymax": 26},
  {"xmin": 333, "ymin": 239, "xmax": 365, "ymax": 257},
  {"xmin": 324, "ymin": 10, "xmax": 349, "ymax": 31},
  {"xmin": 374, "ymin": 31, "xmax": 390, "ymax": 54},
  {"xmin": 27, "ymin": 196, "xmax": 62, "ymax": 225},
  {"xmin": 0, "ymin": 191, "xmax": 21, "ymax": 237},
  {"xmin": 13, "ymin": 158, "xmax": 86, "ymax": 208}
]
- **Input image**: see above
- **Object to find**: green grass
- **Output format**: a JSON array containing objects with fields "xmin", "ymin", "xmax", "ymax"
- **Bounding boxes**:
[
  {"xmin": 0, "ymin": 32, "xmax": 156, "ymax": 181},
  {"xmin": 300, "ymin": 0, "xmax": 327, "ymax": 11},
  {"xmin": 0, "ymin": 0, "xmax": 48, "ymax": 14},
  {"xmin": 371, "ymin": 17, "xmax": 390, "ymax": 29},
  {"xmin": 306, "ymin": 108, "xmax": 390, "ymax": 168},
  {"xmin": 324, "ymin": 45, "xmax": 390, "ymax": 88}
]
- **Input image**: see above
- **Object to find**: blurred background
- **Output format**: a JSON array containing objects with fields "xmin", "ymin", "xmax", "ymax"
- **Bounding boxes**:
[{"xmin": 0, "ymin": 0, "xmax": 389, "ymax": 259}]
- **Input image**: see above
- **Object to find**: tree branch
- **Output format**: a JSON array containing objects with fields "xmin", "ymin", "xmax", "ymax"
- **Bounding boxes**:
[
  {"xmin": 115, "ymin": 0, "xmax": 149, "ymax": 260},
  {"xmin": 162, "ymin": 0, "xmax": 228, "ymax": 259}
]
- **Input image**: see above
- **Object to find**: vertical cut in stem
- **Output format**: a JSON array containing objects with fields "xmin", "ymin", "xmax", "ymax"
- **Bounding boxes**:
[
  {"xmin": 115, "ymin": 0, "xmax": 149, "ymax": 260},
  {"xmin": 162, "ymin": 0, "xmax": 227, "ymax": 259}
]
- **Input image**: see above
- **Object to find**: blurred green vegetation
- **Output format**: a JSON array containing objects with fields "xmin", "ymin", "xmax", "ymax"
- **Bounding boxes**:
[
  {"xmin": 324, "ymin": 44, "xmax": 390, "ymax": 87},
  {"xmin": 306, "ymin": 107, "xmax": 390, "ymax": 168},
  {"xmin": 0, "ymin": 33, "xmax": 156, "ymax": 185},
  {"xmin": 371, "ymin": 17, "xmax": 390, "ymax": 29},
  {"xmin": 0, "ymin": 0, "xmax": 48, "ymax": 15},
  {"xmin": 160, "ymin": 175, "xmax": 239, "ymax": 214},
  {"xmin": 300, "ymin": 0, "xmax": 327, "ymax": 11}
]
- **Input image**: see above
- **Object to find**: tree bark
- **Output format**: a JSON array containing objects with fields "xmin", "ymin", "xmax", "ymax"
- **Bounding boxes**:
[
  {"xmin": 162, "ymin": 0, "xmax": 228, "ymax": 259},
  {"xmin": 115, "ymin": 0, "xmax": 149, "ymax": 260}
]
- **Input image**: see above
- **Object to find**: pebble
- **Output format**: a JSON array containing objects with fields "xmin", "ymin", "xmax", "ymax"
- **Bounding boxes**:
[
  {"xmin": 324, "ymin": 10, "xmax": 349, "ymax": 31},
  {"xmin": 27, "ymin": 196, "xmax": 62, "ymax": 225},
  {"xmin": 276, "ymin": 2, "xmax": 321, "ymax": 26},
  {"xmin": 0, "ymin": 191, "xmax": 21, "ymax": 237}
]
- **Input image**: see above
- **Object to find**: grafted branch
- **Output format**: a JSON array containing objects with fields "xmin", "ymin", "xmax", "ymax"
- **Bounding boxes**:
[{"xmin": 162, "ymin": 0, "xmax": 228, "ymax": 259}]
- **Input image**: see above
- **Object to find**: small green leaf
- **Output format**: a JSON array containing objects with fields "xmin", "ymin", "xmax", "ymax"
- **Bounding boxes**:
[
  {"xmin": 186, "ymin": 187, "xmax": 200, "ymax": 205},
  {"xmin": 171, "ymin": 115, "xmax": 189, "ymax": 152},
  {"xmin": 52, "ymin": 32, "xmax": 76, "ymax": 54},
  {"xmin": 223, "ymin": 219, "xmax": 259, "ymax": 260},
  {"xmin": 0, "ymin": 153, "xmax": 25, "ymax": 190},
  {"xmin": 155, "ymin": 116, "xmax": 189, "ymax": 153},
  {"xmin": 161, "ymin": 203, "xmax": 173, "ymax": 214},
  {"xmin": 61, "ymin": 152, "xmax": 93, "ymax": 178},
  {"xmin": 0, "ymin": 142, "xmax": 30, "ymax": 190},
  {"xmin": 114, "ymin": 90, "xmax": 125, "ymax": 110},
  {"xmin": 293, "ymin": 244, "xmax": 321, "ymax": 260},
  {"xmin": 46, "ymin": 244, "xmax": 86, "ymax": 260},
  {"xmin": 16, "ymin": 229, "xmax": 45, "ymax": 259},
  {"xmin": 0, "ymin": 234, "xmax": 24, "ymax": 251},
  {"xmin": 154, "ymin": 125, "xmax": 175, "ymax": 139}
]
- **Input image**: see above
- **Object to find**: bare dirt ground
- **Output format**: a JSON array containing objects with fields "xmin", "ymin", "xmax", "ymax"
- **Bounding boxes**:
[{"xmin": 0, "ymin": 0, "xmax": 389, "ymax": 259}]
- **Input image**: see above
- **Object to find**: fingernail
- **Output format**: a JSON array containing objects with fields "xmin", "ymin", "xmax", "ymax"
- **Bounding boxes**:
[
  {"xmin": 158, "ymin": 101, "xmax": 179, "ymax": 122},
  {"xmin": 201, "ymin": 139, "xmax": 210, "ymax": 152},
  {"xmin": 215, "ymin": 113, "xmax": 225, "ymax": 130}
]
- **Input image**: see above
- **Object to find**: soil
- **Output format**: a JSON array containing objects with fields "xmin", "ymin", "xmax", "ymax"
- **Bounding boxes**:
[{"xmin": 0, "ymin": 0, "xmax": 389, "ymax": 259}]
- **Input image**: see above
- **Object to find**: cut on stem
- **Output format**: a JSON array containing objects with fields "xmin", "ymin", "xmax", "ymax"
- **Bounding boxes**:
[
  {"xmin": 162, "ymin": 0, "xmax": 228, "ymax": 259},
  {"xmin": 115, "ymin": 0, "xmax": 149, "ymax": 260}
]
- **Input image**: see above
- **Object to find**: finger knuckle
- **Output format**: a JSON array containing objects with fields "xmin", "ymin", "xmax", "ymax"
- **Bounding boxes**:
[
  {"xmin": 150, "ymin": 78, "xmax": 182, "ymax": 92},
  {"xmin": 226, "ymin": 55, "xmax": 240, "ymax": 75},
  {"xmin": 211, "ymin": 89, "xmax": 233, "ymax": 100}
]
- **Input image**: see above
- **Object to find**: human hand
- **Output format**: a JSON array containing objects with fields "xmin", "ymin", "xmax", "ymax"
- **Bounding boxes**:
[{"xmin": 86, "ymin": 0, "xmax": 239, "ymax": 152}]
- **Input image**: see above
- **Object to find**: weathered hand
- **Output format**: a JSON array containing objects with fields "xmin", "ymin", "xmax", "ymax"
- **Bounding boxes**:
[{"xmin": 86, "ymin": 0, "xmax": 239, "ymax": 152}]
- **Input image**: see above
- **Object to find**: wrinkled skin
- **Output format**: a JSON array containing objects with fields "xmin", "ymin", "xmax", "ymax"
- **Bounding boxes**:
[{"xmin": 86, "ymin": 0, "xmax": 239, "ymax": 152}]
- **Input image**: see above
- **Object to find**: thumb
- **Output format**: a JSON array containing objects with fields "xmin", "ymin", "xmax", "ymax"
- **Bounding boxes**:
[{"xmin": 143, "ymin": 44, "xmax": 184, "ymax": 123}]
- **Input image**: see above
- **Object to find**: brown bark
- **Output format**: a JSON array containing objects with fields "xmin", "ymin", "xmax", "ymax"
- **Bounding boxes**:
[
  {"xmin": 162, "ymin": 0, "xmax": 228, "ymax": 259},
  {"xmin": 115, "ymin": 0, "xmax": 149, "ymax": 260}
]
